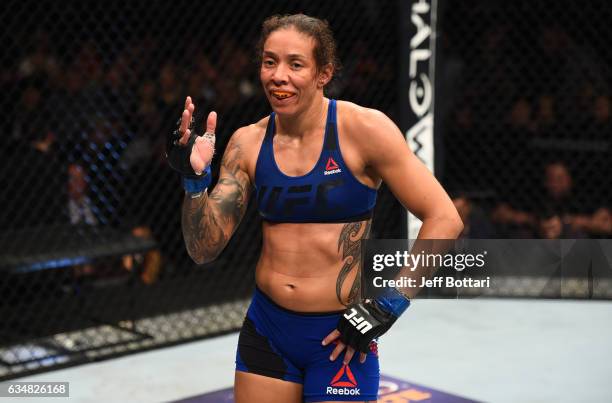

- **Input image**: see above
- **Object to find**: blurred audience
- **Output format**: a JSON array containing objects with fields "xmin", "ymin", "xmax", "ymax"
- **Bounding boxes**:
[
  {"xmin": 535, "ymin": 206, "xmax": 586, "ymax": 239},
  {"xmin": 122, "ymin": 226, "xmax": 162, "ymax": 285},
  {"xmin": 452, "ymin": 194, "xmax": 497, "ymax": 239},
  {"xmin": 67, "ymin": 163, "xmax": 97, "ymax": 225},
  {"xmin": 492, "ymin": 160, "xmax": 577, "ymax": 237},
  {"xmin": 3, "ymin": 14, "xmax": 611, "ymax": 251},
  {"xmin": 541, "ymin": 160, "xmax": 579, "ymax": 216},
  {"xmin": 567, "ymin": 207, "xmax": 612, "ymax": 237}
]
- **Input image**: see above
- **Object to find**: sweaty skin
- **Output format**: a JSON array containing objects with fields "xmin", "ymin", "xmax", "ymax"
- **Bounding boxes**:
[
  {"xmin": 184, "ymin": 100, "xmax": 379, "ymax": 312},
  {"xmin": 181, "ymin": 28, "xmax": 462, "ymax": 380},
  {"xmin": 183, "ymin": 96, "xmax": 462, "ymax": 313},
  {"xmin": 180, "ymin": 23, "xmax": 461, "ymax": 403}
]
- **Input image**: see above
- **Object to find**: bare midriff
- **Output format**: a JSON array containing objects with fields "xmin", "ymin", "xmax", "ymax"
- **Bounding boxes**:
[{"xmin": 255, "ymin": 220, "xmax": 369, "ymax": 313}]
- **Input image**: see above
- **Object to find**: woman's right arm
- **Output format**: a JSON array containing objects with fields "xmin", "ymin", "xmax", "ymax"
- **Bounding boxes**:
[{"xmin": 182, "ymin": 130, "xmax": 252, "ymax": 264}]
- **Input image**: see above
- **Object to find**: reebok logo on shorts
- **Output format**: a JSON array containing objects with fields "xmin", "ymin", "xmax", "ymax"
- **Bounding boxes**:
[
  {"xmin": 326, "ymin": 364, "xmax": 360, "ymax": 396},
  {"xmin": 324, "ymin": 157, "xmax": 342, "ymax": 175}
]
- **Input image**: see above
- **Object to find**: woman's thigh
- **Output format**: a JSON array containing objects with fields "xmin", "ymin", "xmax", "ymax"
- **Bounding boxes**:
[{"xmin": 234, "ymin": 371, "xmax": 303, "ymax": 403}]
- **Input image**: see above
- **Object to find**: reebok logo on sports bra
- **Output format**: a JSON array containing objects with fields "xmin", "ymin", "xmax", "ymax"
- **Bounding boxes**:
[
  {"xmin": 254, "ymin": 100, "xmax": 377, "ymax": 223},
  {"xmin": 324, "ymin": 157, "xmax": 342, "ymax": 175}
]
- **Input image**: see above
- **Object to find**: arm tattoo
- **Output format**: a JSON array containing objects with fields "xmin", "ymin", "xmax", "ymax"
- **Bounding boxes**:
[
  {"xmin": 209, "ymin": 140, "xmax": 248, "ymax": 224},
  {"xmin": 336, "ymin": 220, "xmax": 372, "ymax": 305},
  {"xmin": 181, "ymin": 138, "xmax": 250, "ymax": 263}
]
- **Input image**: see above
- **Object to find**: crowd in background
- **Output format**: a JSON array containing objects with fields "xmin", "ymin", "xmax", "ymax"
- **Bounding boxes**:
[
  {"xmin": 0, "ymin": 5, "xmax": 398, "ymax": 278},
  {"xmin": 440, "ymin": 1, "xmax": 612, "ymax": 240},
  {"xmin": 2, "ymin": 2, "xmax": 610, "ymax": 379},
  {"xmin": 0, "ymin": 1, "xmax": 611, "ymax": 283}
]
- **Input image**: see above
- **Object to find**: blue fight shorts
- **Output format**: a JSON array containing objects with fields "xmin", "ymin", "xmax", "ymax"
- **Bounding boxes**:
[{"xmin": 235, "ymin": 287, "xmax": 380, "ymax": 402}]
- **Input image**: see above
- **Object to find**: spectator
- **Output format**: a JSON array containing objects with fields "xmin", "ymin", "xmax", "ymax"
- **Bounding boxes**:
[
  {"xmin": 501, "ymin": 97, "xmax": 538, "ymax": 196},
  {"xmin": 541, "ymin": 161, "xmax": 577, "ymax": 214},
  {"xmin": 10, "ymin": 79, "xmax": 47, "ymax": 143},
  {"xmin": 590, "ymin": 207, "xmax": 612, "ymax": 235},
  {"xmin": 452, "ymin": 194, "xmax": 497, "ymax": 239},
  {"xmin": 120, "ymin": 80, "xmax": 162, "ymax": 170},
  {"xmin": 47, "ymin": 67, "xmax": 90, "ymax": 147},
  {"xmin": 17, "ymin": 30, "xmax": 60, "ymax": 83},
  {"xmin": 535, "ymin": 95, "xmax": 558, "ymax": 137},
  {"xmin": 67, "ymin": 163, "xmax": 97, "ymax": 225},
  {"xmin": 568, "ymin": 207, "xmax": 612, "ymax": 237},
  {"xmin": 492, "ymin": 160, "xmax": 580, "ymax": 237},
  {"xmin": 0, "ymin": 79, "xmax": 66, "ymax": 230},
  {"xmin": 121, "ymin": 226, "xmax": 162, "ymax": 285},
  {"xmin": 82, "ymin": 116, "xmax": 127, "ymax": 226},
  {"xmin": 535, "ymin": 206, "xmax": 585, "ymax": 239}
]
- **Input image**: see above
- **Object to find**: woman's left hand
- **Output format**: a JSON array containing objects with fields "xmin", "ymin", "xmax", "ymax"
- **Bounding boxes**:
[{"xmin": 322, "ymin": 329, "xmax": 368, "ymax": 365}]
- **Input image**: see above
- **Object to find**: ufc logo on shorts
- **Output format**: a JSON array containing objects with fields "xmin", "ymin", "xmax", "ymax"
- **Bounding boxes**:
[{"xmin": 344, "ymin": 308, "xmax": 373, "ymax": 334}]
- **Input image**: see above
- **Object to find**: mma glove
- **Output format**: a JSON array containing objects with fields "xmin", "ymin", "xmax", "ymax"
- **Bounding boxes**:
[
  {"xmin": 166, "ymin": 116, "xmax": 212, "ymax": 195},
  {"xmin": 337, "ymin": 287, "xmax": 410, "ymax": 354}
]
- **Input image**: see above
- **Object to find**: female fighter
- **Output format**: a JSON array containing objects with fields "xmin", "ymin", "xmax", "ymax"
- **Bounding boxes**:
[{"xmin": 166, "ymin": 14, "xmax": 463, "ymax": 403}]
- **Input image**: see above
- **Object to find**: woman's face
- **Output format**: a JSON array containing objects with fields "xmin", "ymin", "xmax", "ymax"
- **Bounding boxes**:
[{"xmin": 260, "ymin": 27, "xmax": 324, "ymax": 115}]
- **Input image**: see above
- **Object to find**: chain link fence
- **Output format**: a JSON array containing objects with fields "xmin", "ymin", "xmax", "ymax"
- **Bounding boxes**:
[
  {"xmin": 0, "ymin": 0, "xmax": 610, "ymax": 381},
  {"xmin": 438, "ymin": 0, "xmax": 612, "ymax": 240},
  {"xmin": 0, "ymin": 0, "xmax": 402, "ymax": 380}
]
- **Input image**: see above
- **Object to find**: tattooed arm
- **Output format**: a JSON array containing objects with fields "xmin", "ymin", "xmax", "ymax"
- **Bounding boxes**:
[
  {"xmin": 182, "ymin": 130, "xmax": 252, "ymax": 264},
  {"xmin": 336, "ymin": 220, "xmax": 372, "ymax": 306}
]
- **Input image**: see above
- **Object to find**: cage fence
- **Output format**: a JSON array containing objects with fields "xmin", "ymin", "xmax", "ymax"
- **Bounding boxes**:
[{"xmin": 0, "ymin": 0, "xmax": 610, "ymax": 381}]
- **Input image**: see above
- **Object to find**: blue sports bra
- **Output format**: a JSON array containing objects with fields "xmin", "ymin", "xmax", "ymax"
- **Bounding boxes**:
[{"xmin": 254, "ymin": 99, "xmax": 377, "ymax": 223}]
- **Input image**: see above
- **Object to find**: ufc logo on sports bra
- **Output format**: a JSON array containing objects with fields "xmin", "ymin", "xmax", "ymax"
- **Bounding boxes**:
[
  {"xmin": 257, "ymin": 179, "xmax": 344, "ymax": 217},
  {"xmin": 344, "ymin": 308, "xmax": 373, "ymax": 334}
]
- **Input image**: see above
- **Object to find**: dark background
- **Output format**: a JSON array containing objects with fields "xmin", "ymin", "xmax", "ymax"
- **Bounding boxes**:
[{"xmin": 0, "ymin": 0, "xmax": 610, "ymax": 380}]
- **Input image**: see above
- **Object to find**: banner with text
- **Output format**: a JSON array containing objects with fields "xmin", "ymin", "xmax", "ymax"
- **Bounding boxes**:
[{"xmin": 401, "ymin": 0, "xmax": 439, "ymax": 239}]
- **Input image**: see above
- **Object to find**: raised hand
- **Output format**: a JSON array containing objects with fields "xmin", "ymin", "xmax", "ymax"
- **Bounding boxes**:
[{"xmin": 167, "ymin": 96, "xmax": 216, "ymax": 176}]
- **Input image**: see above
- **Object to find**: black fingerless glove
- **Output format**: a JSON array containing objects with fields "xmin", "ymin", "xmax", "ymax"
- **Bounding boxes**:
[
  {"xmin": 166, "ymin": 116, "xmax": 211, "ymax": 195},
  {"xmin": 166, "ymin": 117, "xmax": 200, "ymax": 177},
  {"xmin": 337, "ymin": 288, "xmax": 410, "ymax": 354}
]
